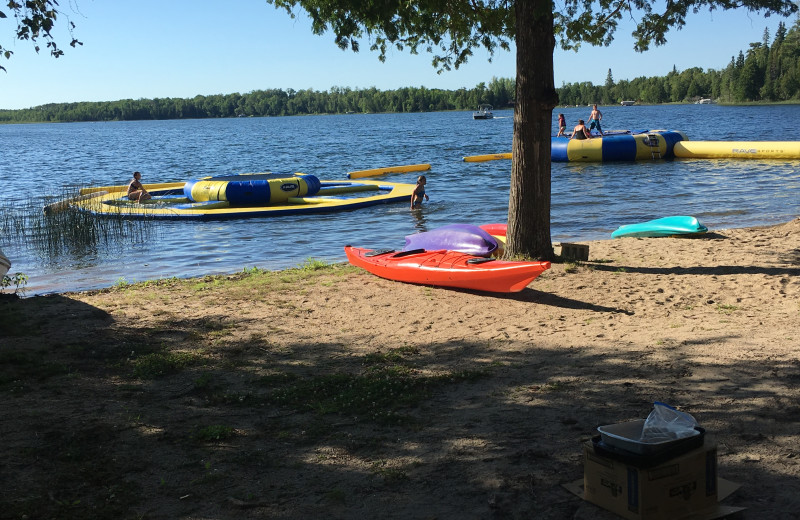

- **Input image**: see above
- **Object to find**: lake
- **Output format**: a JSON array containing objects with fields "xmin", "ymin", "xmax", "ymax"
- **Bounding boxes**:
[{"xmin": 1, "ymin": 104, "xmax": 799, "ymax": 295}]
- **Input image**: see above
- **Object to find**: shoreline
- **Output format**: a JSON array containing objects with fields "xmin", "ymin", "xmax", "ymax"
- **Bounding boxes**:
[{"xmin": 16, "ymin": 217, "xmax": 800, "ymax": 298}]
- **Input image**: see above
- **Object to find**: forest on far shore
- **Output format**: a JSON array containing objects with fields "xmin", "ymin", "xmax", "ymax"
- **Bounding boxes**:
[{"xmin": 2, "ymin": 20, "xmax": 798, "ymax": 124}]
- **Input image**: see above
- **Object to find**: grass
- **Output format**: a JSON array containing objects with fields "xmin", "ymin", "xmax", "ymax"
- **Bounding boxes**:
[
  {"xmin": 716, "ymin": 303, "xmax": 739, "ymax": 314},
  {"xmin": 131, "ymin": 350, "xmax": 205, "ymax": 379},
  {"xmin": 364, "ymin": 346, "xmax": 420, "ymax": 364},
  {"xmin": 530, "ymin": 379, "xmax": 574, "ymax": 393},
  {"xmin": 324, "ymin": 488, "xmax": 347, "ymax": 504},
  {"xmin": 371, "ymin": 460, "xmax": 409, "ymax": 483},
  {"xmin": 193, "ymin": 425, "xmax": 235, "ymax": 442},
  {"xmin": 298, "ymin": 257, "xmax": 331, "ymax": 271},
  {"xmin": 0, "ymin": 194, "xmax": 159, "ymax": 262},
  {"xmin": 263, "ymin": 347, "xmax": 493, "ymax": 425},
  {"xmin": 96, "ymin": 261, "xmax": 359, "ymax": 302},
  {"xmin": 562, "ymin": 261, "xmax": 580, "ymax": 273},
  {"xmin": 0, "ymin": 349, "xmax": 72, "ymax": 391}
]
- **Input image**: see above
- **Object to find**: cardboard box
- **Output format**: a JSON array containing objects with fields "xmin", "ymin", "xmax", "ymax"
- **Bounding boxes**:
[
  {"xmin": 582, "ymin": 438, "xmax": 721, "ymax": 520},
  {"xmin": 554, "ymin": 242, "xmax": 589, "ymax": 261}
]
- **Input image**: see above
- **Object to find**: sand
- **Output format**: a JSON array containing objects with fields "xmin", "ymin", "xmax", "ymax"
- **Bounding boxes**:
[{"xmin": 1, "ymin": 218, "xmax": 798, "ymax": 519}]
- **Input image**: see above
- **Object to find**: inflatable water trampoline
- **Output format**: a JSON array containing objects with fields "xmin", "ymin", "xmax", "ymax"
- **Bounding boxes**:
[
  {"xmin": 463, "ymin": 129, "xmax": 800, "ymax": 162},
  {"xmin": 58, "ymin": 173, "xmax": 416, "ymax": 220},
  {"xmin": 551, "ymin": 130, "xmax": 687, "ymax": 162},
  {"xmin": 462, "ymin": 130, "xmax": 687, "ymax": 162}
]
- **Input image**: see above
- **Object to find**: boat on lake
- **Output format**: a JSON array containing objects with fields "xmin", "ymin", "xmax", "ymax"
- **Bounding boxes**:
[
  {"xmin": 49, "ymin": 173, "xmax": 416, "ymax": 220},
  {"xmin": 473, "ymin": 104, "xmax": 494, "ymax": 119},
  {"xmin": 620, "ymin": 100, "xmax": 636, "ymax": 106}
]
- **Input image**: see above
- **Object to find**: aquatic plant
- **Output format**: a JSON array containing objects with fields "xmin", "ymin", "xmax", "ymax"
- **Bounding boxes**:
[
  {"xmin": 0, "ymin": 189, "xmax": 160, "ymax": 263},
  {"xmin": 1, "ymin": 273, "xmax": 28, "ymax": 296}
]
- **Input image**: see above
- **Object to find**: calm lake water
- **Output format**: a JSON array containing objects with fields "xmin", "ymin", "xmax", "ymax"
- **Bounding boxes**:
[{"xmin": 1, "ymin": 104, "xmax": 799, "ymax": 295}]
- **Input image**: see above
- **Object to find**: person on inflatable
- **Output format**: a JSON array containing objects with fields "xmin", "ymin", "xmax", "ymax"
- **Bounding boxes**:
[
  {"xmin": 588, "ymin": 104, "xmax": 603, "ymax": 135},
  {"xmin": 556, "ymin": 113, "xmax": 566, "ymax": 137},
  {"xmin": 127, "ymin": 171, "xmax": 152, "ymax": 202},
  {"xmin": 570, "ymin": 119, "xmax": 592, "ymax": 140}
]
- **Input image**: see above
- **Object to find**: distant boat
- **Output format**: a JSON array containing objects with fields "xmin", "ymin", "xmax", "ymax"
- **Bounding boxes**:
[
  {"xmin": 473, "ymin": 104, "xmax": 494, "ymax": 119},
  {"xmin": 696, "ymin": 98, "xmax": 714, "ymax": 104},
  {"xmin": 620, "ymin": 100, "xmax": 636, "ymax": 106}
]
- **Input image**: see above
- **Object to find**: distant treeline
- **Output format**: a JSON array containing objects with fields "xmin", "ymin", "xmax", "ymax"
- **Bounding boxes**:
[
  {"xmin": 0, "ymin": 80, "xmax": 516, "ymax": 123},
  {"xmin": 559, "ymin": 20, "xmax": 800, "ymax": 106},
  {"xmin": 2, "ymin": 20, "xmax": 799, "ymax": 123}
]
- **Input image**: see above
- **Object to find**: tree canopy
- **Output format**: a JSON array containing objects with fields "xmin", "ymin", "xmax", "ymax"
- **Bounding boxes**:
[
  {"xmin": 267, "ymin": 0, "xmax": 797, "ymax": 260},
  {"xmin": 0, "ymin": 0, "xmax": 81, "ymax": 72}
]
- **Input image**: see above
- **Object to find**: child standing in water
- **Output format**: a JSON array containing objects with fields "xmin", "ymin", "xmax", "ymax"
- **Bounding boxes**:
[
  {"xmin": 556, "ymin": 113, "xmax": 566, "ymax": 137},
  {"xmin": 411, "ymin": 175, "xmax": 428, "ymax": 209}
]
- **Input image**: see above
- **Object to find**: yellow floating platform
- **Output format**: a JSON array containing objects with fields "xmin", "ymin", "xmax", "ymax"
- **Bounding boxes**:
[
  {"xmin": 347, "ymin": 163, "xmax": 431, "ymax": 179},
  {"xmin": 462, "ymin": 153, "xmax": 512, "ymax": 162},
  {"xmin": 65, "ymin": 175, "xmax": 415, "ymax": 220},
  {"xmin": 673, "ymin": 141, "xmax": 800, "ymax": 159}
]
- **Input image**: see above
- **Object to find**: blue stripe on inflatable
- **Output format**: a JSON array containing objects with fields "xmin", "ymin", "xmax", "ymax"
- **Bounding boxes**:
[
  {"xmin": 183, "ymin": 179, "xmax": 199, "ymax": 200},
  {"xmin": 183, "ymin": 174, "xmax": 322, "ymax": 205},
  {"xmin": 659, "ymin": 131, "xmax": 685, "ymax": 158},
  {"xmin": 224, "ymin": 180, "xmax": 272, "ymax": 205},
  {"xmin": 551, "ymin": 137, "xmax": 570, "ymax": 162},
  {"xmin": 601, "ymin": 134, "xmax": 638, "ymax": 161},
  {"xmin": 299, "ymin": 174, "xmax": 322, "ymax": 195}
]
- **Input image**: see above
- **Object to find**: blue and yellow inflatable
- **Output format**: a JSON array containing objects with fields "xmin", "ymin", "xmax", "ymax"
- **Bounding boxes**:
[
  {"xmin": 67, "ymin": 173, "xmax": 416, "ymax": 220},
  {"xmin": 183, "ymin": 173, "xmax": 322, "ymax": 205},
  {"xmin": 551, "ymin": 130, "xmax": 687, "ymax": 162}
]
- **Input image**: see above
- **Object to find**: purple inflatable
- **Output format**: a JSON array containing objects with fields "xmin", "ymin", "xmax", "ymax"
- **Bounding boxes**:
[{"xmin": 403, "ymin": 224, "xmax": 499, "ymax": 257}]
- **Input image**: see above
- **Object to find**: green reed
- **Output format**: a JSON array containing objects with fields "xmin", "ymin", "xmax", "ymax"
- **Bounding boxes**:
[{"xmin": 1, "ymin": 189, "xmax": 160, "ymax": 260}]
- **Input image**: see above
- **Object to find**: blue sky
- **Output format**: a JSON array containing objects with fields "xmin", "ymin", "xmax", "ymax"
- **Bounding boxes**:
[{"xmin": 0, "ymin": 1, "xmax": 792, "ymax": 110}]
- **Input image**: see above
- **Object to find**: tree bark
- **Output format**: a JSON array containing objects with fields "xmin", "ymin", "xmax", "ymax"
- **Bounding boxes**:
[{"xmin": 506, "ymin": 0, "xmax": 558, "ymax": 261}]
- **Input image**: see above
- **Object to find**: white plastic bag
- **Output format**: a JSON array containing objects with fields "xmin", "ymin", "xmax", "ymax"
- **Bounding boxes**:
[{"xmin": 640, "ymin": 402, "xmax": 699, "ymax": 443}]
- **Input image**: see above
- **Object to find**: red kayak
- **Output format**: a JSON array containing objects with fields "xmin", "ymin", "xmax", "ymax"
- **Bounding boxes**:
[
  {"xmin": 344, "ymin": 246, "xmax": 550, "ymax": 293},
  {"xmin": 479, "ymin": 223, "xmax": 507, "ymax": 237}
]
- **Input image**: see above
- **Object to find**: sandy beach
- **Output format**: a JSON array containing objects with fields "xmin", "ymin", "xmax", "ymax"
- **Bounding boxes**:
[{"xmin": 1, "ymin": 218, "xmax": 798, "ymax": 519}]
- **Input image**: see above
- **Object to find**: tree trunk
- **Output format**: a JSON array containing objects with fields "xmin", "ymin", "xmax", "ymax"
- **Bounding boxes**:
[{"xmin": 506, "ymin": 0, "xmax": 558, "ymax": 261}]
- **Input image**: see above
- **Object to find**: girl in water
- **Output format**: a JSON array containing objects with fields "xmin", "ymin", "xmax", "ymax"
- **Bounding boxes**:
[{"xmin": 411, "ymin": 175, "xmax": 429, "ymax": 209}]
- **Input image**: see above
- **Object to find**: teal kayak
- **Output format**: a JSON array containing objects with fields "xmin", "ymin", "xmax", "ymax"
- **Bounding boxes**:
[{"xmin": 611, "ymin": 216, "xmax": 708, "ymax": 238}]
